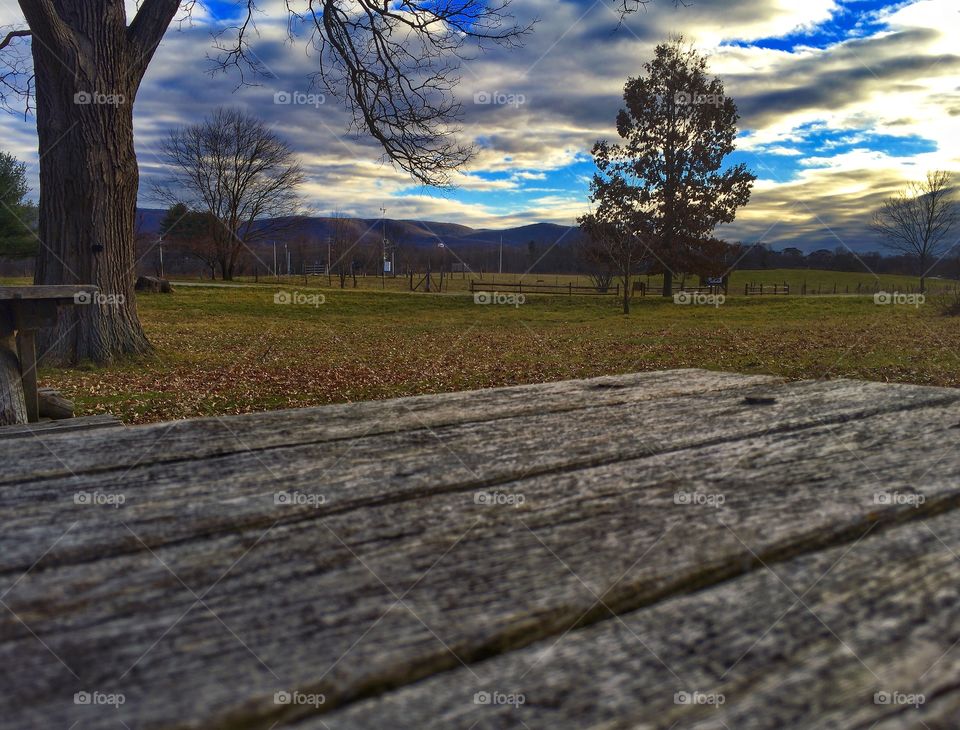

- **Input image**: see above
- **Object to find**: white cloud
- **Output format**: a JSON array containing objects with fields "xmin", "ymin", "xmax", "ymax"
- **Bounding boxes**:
[{"xmin": 1, "ymin": 0, "xmax": 958, "ymax": 242}]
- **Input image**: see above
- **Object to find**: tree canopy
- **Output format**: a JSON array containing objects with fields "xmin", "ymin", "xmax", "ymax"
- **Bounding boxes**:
[
  {"xmin": 0, "ymin": 150, "xmax": 36, "ymax": 258},
  {"xmin": 582, "ymin": 38, "xmax": 755, "ymax": 297}
]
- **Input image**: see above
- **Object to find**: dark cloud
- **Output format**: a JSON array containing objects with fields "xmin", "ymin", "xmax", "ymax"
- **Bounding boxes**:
[{"xmin": 1, "ymin": 0, "xmax": 956, "ymax": 237}]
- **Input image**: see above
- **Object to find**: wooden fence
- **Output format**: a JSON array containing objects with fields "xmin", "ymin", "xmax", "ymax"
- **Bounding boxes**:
[
  {"xmin": 636, "ymin": 283, "xmax": 726, "ymax": 296},
  {"xmin": 745, "ymin": 283, "xmax": 791, "ymax": 295},
  {"xmin": 469, "ymin": 280, "xmax": 620, "ymax": 296}
]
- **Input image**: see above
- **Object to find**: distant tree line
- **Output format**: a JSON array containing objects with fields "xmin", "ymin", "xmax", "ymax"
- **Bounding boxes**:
[{"xmin": 736, "ymin": 243, "xmax": 960, "ymax": 280}]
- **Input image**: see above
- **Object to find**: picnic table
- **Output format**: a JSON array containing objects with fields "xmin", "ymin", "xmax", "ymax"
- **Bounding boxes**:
[
  {"xmin": 3, "ymin": 368, "xmax": 960, "ymax": 728},
  {"xmin": 0, "ymin": 285, "xmax": 98, "ymax": 424}
]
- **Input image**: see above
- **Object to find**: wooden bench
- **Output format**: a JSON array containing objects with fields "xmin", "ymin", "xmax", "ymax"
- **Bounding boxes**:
[
  {"xmin": 2, "ymin": 369, "xmax": 959, "ymax": 727},
  {"xmin": 0, "ymin": 285, "xmax": 99, "ymax": 424}
]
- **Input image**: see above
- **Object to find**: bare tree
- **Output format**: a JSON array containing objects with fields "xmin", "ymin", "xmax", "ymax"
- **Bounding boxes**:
[
  {"xmin": 159, "ymin": 203, "xmax": 221, "ymax": 280},
  {"xmin": 579, "ymin": 199, "xmax": 653, "ymax": 314},
  {"xmin": 328, "ymin": 213, "xmax": 356, "ymax": 289},
  {"xmin": 0, "ymin": 1, "xmax": 530, "ymax": 363},
  {"xmin": 872, "ymin": 171, "xmax": 959, "ymax": 293},
  {"xmin": 156, "ymin": 108, "xmax": 304, "ymax": 281}
]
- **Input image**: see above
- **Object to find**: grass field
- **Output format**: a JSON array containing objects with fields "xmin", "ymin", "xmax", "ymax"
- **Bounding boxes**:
[{"xmin": 21, "ymin": 276, "xmax": 960, "ymax": 424}]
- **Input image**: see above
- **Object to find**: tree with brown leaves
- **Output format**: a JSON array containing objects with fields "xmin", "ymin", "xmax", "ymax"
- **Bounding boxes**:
[{"xmin": 586, "ymin": 38, "xmax": 755, "ymax": 298}]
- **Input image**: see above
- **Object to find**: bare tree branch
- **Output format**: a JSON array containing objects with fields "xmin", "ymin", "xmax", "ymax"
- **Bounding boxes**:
[
  {"xmin": 5, "ymin": 1, "xmax": 534, "ymax": 186},
  {"xmin": 210, "ymin": 0, "xmax": 534, "ymax": 186},
  {"xmin": 872, "ymin": 170, "xmax": 959, "ymax": 292},
  {"xmin": 0, "ymin": 26, "xmax": 33, "ymax": 114},
  {"xmin": 15, "ymin": 0, "xmax": 70, "ymax": 46},
  {"xmin": 0, "ymin": 29, "xmax": 30, "ymax": 51},
  {"xmin": 618, "ymin": 0, "xmax": 687, "ymax": 15},
  {"xmin": 155, "ymin": 107, "xmax": 306, "ymax": 280},
  {"xmin": 127, "ymin": 0, "xmax": 182, "ymax": 77}
]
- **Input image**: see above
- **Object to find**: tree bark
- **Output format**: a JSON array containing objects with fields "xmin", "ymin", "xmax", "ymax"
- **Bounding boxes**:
[
  {"xmin": 0, "ymin": 331, "xmax": 27, "ymax": 426},
  {"xmin": 38, "ymin": 387, "xmax": 74, "ymax": 419},
  {"xmin": 20, "ymin": 0, "xmax": 180, "ymax": 364},
  {"xmin": 663, "ymin": 269, "xmax": 673, "ymax": 298},
  {"xmin": 31, "ymin": 37, "xmax": 150, "ymax": 363},
  {"xmin": 622, "ymin": 263, "xmax": 631, "ymax": 315}
]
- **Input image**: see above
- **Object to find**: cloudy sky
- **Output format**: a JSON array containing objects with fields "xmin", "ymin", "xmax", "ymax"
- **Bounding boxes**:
[{"xmin": 2, "ymin": 0, "xmax": 959, "ymax": 251}]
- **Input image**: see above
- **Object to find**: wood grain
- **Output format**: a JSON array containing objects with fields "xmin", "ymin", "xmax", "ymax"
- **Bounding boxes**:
[
  {"xmin": 0, "ymin": 413, "xmax": 120, "ymax": 439},
  {"xmin": 315, "ymin": 509, "xmax": 960, "ymax": 729},
  {"xmin": 0, "ymin": 369, "xmax": 780, "ymax": 485},
  {"xmin": 0, "ymin": 285, "xmax": 98, "ymax": 301},
  {"xmin": 0, "ymin": 331, "xmax": 26, "ymax": 426},
  {"xmin": 1, "ymin": 376, "xmax": 953, "ymax": 573},
  {"xmin": 2, "ymin": 372, "xmax": 960, "ymax": 729}
]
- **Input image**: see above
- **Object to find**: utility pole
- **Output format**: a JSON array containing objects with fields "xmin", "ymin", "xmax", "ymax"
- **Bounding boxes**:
[
  {"xmin": 326, "ymin": 235, "xmax": 332, "ymax": 286},
  {"xmin": 499, "ymin": 234, "xmax": 503, "ymax": 275},
  {"xmin": 157, "ymin": 234, "xmax": 165, "ymax": 279},
  {"xmin": 380, "ymin": 206, "xmax": 387, "ymax": 289},
  {"xmin": 273, "ymin": 241, "xmax": 278, "ymax": 281}
]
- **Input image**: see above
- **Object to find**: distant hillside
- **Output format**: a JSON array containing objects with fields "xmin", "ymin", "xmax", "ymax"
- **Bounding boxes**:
[{"xmin": 134, "ymin": 209, "xmax": 581, "ymax": 250}]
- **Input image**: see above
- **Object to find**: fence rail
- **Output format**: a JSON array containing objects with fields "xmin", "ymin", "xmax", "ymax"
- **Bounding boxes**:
[
  {"xmin": 636, "ymin": 283, "xmax": 726, "ymax": 296},
  {"xmin": 469, "ymin": 280, "xmax": 620, "ymax": 296},
  {"xmin": 745, "ymin": 283, "xmax": 790, "ymax": 295}
]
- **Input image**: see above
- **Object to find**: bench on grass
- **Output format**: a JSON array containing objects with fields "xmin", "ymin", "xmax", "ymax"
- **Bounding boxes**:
[
  {"xmin": 0, "ymin": 285, "xmax": 100, "ymax": 425},
  {"xmin": 3, "ymin": 369, "xmax": 960, "ymax": 727}
]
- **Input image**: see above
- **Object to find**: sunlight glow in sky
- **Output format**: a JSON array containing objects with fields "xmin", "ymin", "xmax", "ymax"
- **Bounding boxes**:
[{"xmin": 1, "ymin": 0, "xmax": 958, "ymax": 251}]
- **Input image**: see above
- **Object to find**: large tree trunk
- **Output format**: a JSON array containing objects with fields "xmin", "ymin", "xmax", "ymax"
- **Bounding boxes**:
[
  {"xmin": 663, "ymin": 269, "xmax": 673, "ymax": 298},
  {"xmin": 622, "ymin": 264, "xmax": 631, "ymax": 315},
  {"xmin": 19, "ymin": 0, "xmax": 179, "ymax": 365},
  {"xmin": 31, "ymin": 43, "xmax": 149, "ymax": 364}
]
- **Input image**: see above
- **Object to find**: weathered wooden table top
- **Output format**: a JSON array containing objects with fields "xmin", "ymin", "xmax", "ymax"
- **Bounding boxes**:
[{"xmin": 4, "ymin": 369, "xmax": 960, "ymax": 729}]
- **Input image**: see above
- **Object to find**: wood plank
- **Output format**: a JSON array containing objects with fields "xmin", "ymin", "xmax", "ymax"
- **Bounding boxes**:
[
  {"xmin": 0, "ymin": 414, "xmax": 121, "ymax": 439},
  {"xmin": 0, "ymin": 378, "xmax": 954, "ymax": 573},
  {"xmin": 2, "ymin": 388, "xmax": 960, "ymax": 729},
  {"xmin": 0, "ymin": 330, "xmax": 25, "ymax": 426},
  {"xmin": 312, "ymin": 510, "xmax": 960, "ymax": 729},
  {"xmin": 0, "ymin": 369, "xmax": 780, "ymax": 485},
  {"xmin": 16, "ymin": 329, "xmax": 38, "ymax": 423},
  {"xmin": 0, "ymin": 285, "xmax": 99, "ymax": 302}
]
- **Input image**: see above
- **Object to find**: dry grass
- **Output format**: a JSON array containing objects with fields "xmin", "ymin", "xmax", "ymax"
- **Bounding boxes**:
[{"xmin": 33, "ymin": 280, "xmax": 960, "ymax": 424}]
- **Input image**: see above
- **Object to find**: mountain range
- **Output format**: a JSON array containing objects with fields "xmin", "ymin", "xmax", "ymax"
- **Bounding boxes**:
[{"xmin": 135, "ymin": 209, "xmax": 581, "ymax": 251}]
